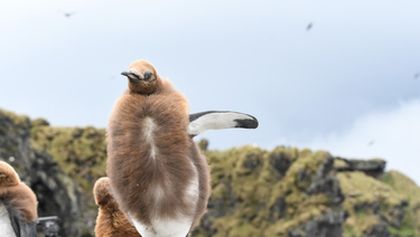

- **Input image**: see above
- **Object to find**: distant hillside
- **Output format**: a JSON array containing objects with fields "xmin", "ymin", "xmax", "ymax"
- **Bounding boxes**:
[{"xmin": 0, "ymin": 108, "xmax": 419, "ymax": 237}]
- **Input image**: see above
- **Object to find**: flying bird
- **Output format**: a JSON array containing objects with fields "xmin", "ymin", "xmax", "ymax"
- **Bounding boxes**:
[
  {"xmin": 306, "ymin": 22, "xmax": 314, "ymax": 31},
  {"xmin": 93, "ymin": 177, "xmax": 141, "ymax": 237},
  {"xmin": 58, "ymin": 10, "xmax": 76, "ymax": 18},
  {"xmin": 0, "ymin": 161, "xmax": 38, "ymax": 237},
  {"xmin": 414, "ymin": 73, "xmax": 419, "ymax": 80},
  {"xmin": 107, "ymin": 59, "xmax": 211, "ymax": 237},
  {"xmin": 367, "ymin": 140, "xmax": 375, "ymax": 147},
  {"xmin": 63, "ymin": 12, "xmax": 76, "ymax": 18}
]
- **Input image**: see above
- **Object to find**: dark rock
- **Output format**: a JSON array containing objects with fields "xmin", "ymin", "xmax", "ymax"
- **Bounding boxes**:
[
  {"xmin": 0, "ymin": 110, "xmax": 85, "ymax": 237},
  {"xmin": 289, "ymin": 211, "xmax": 347, "ymax": 237},
  {"xmin": 363, "ymin": 223, "xmax": 391, "ymax": 237},
  {"xmin": 307, "ymin": 155, "xmax": 344, "ymax": 204},
  {"xmin": 335, "ymin": 157, "xmax": 386, "ymax": 177},
  {"xmin": 269, "ymin": 151, "xmax": 293, "ymax": 177},
  {"xmin": 270, "ymin": 197, "xmax": 287, "ymax": 220}
]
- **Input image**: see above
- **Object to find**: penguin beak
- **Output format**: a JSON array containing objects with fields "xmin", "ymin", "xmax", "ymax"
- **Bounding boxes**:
[
  {"xmin": 121, "ymin": 71, "xmax": 141, "ymax": 83},
  {"xmin": 121, "ymin": 71, "xmax": 130, "ymax": 77}
]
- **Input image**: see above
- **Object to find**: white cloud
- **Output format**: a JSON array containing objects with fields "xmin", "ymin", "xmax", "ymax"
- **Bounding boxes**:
[{"xmin": 299, "ymin": 99, "xmax": 420, "ymax": 184}]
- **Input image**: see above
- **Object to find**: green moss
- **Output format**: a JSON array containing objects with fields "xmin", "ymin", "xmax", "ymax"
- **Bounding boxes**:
[
  {"xmin": 195, "ymin": 146, "xmax": 341, "ymax": 237},
  {"xmin": 4, "ymin": 108, "xmax": 420, "ymax": 237},
  {"xmin": 30, "ymin": 124, "xmax": 107, "ymax": 192},
  {"xmin": 388, "ymin": 226, "xmax": 416, "ymax": 237},
  {"xmin": 380, "ymin": 170, "xmax": 420, "ymax": 236},
  {"xmin": 343, "ymin": 224, "xmax": 358, "ymax": 237},
  {"xmin": 339, "ymin": 172, "xmax": 404, "ymax": 208},
  {"xmin": 0, "ymin": 109, "xmax": 31, "ymax": 127},
  {"xmin": 339, "ymin": 171, "xmax": 416, "ymax": 237},
  {"xmin": 265, "ymin": 207, "xmax": 328, "ymax": 236}
]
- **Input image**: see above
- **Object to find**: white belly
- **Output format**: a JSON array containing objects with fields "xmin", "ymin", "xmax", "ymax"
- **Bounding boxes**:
[
  {"xmin": 131, "ymin": 117, "xmax": 200, "ymax": 237},
  {"xmin": 130, "ymin": 170, "xmax": 199, "ymax": 237},
  {"xmin": 131, "ymin": 215, "xmax": 193, "ymax": 237},
  {"xmin": 0, "ymin": 203, "xmax": 17, "ymax": 237}
]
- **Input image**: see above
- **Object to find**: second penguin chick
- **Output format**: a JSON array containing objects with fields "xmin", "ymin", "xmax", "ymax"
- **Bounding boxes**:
[
  {"xmin": 107, "ymin": 60, "xmax": 210, "ymax": 237},
  {"xmin": 93, "ymin": 177, "xmax": 141, "ymax": 237},
  {"xmin": 0, "ymin": 161, "xmax": 38, "ymax": 237}
]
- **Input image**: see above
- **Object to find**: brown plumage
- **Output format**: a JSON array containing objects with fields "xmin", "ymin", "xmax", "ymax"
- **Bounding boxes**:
[
  {"xmin": 107, "ymin": 59, "xmax": 210, "ymax": 237},
  {"xmin": 0, "ymin": 161, "xmax": 37, "ymax": 223},
  {"xmin": 93, "ymin": 177, "xmax": 141, "ymax": 237}
]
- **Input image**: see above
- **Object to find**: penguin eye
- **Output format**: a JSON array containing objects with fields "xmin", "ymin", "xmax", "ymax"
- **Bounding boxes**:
[{"xmin": 144, "ymin": 71, "xmax": 153, "ymax": 80}]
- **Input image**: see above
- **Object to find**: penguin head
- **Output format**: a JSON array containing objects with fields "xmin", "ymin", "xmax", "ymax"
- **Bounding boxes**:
[
  {"xmin": 93, "ymin": 177, "xmax": 116, "ymax": 207},
  {"xmin": 122, "ymin": 59, "xmax": 161, "ymax": 95},
  {"xmin": 0, "ymin": 161, "xmax": 20, "ymax": 187}
]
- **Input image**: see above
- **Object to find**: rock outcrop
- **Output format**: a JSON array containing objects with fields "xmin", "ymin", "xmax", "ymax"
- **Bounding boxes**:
[
  {"xmin": 0, "ymin": 109, "xmax": 419, "ymax": 237},
  {"xmin": 0, "ymin": 110, "xmax": 102, "ymax": 236}
]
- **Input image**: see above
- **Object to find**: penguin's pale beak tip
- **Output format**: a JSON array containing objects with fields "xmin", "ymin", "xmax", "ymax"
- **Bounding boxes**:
[{"xmin": 121, "ymin": 71, "xmax": 130, "ymax": 77}]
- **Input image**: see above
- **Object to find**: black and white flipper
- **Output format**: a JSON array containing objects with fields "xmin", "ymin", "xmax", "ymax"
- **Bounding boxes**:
[
  {"xmin": 188, "ymin": 111, "xmax": 259, "ymax": 136},
  {"xmin": 8, "ymin": 206, "xmax": 37, "ymax": 237},
  {"xmin": 0, "ymin": 203, "xmax": 36, "ymax": 237}
]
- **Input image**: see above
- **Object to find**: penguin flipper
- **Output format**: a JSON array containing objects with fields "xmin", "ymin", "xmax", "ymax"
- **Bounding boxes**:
[
  {"xmin": 188, "ymin": 111, "xmax": 259, "ymax": 136},
  {"xmin": 8, "ymin": 206, "xmax": 21, "ymax": 237},
  {"xmin": 7, "ymin": 206, "xmax": 37, "ymax": 237}
]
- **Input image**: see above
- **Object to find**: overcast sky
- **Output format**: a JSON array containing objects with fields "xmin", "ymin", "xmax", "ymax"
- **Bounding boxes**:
[{"xmin": 1, "ymin": 0, "xmax": 419, "ymax": 182}]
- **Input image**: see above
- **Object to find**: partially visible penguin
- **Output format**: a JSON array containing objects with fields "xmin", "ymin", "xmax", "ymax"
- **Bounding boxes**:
[
  {"xmin": 107, "ymin": 59, "xmax": 211, "ymax": 237},
  {"xmin": 0, "ymin": 161, "xmax": 37, "ymax": 237},
  {"xmin": 93, "ymin": 177, "xmax": 141, "ymax": 237}
]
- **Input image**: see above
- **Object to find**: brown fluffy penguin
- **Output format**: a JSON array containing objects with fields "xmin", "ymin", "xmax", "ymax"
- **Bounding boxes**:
[
  {"xmin": 0, "ymin": 161, "xmax": 37, "ymax": 237},
  {"xmin": 93, "ymin": 177, "xmax": 141, "ymax": 237},
  {"xmin": 97, "ymin": 110, "xmax": 257, "ymax": 236},
  {"xmin": 107, "ymin": 59, "xmax": 211, "ymax": 237}
]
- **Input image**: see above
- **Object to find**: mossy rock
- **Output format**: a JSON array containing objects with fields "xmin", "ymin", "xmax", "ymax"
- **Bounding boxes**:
[
  {"xmin": 30, "ymin": 124, "xmax": 107, "ymax": 191},
  {"xmin": 339, "ymin": 171, "xmax": 415, "ymax": 237},
  {"xmin": 2, "ymin": 108, "xmax": 420, "ymax": 237},
  {"xmin": 380, "ymin": 170, "xmax": 420, "ymax": 236}
]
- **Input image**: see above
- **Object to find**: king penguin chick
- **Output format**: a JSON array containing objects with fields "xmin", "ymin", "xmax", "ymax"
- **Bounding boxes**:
[
  {"xmin": 107, "ymin": 59, "xmax": 210, "ymax": 237},
  {"xmin": 0, "ymin": 161, "xmax": 37, "ymax": 237},
  {"xmin": 96, "ymin": 111, "xmax": 256, "ymax": 237},
  {"xmin": 93, "ymin": 177, "xmax": 141, "ymax": 237}
]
